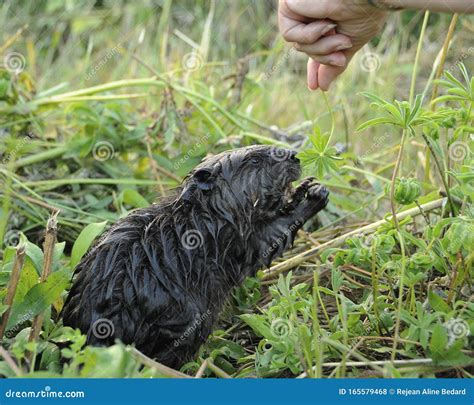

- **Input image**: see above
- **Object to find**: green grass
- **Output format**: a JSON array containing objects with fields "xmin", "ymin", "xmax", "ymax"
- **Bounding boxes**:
[{"xmin": 0, "ymin": 0, "xmax": 473, "ymax": 378}]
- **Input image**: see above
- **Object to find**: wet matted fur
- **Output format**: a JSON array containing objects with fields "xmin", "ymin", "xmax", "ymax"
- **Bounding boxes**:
[{"xmin": 62, "ymin": 145, "xmax": 329, "ymax": 368}]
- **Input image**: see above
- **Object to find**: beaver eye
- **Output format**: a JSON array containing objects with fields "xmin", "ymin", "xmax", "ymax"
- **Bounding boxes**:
[{"xmin": 250, "ymin": 157, "xmax": 261, "ymax": 165}]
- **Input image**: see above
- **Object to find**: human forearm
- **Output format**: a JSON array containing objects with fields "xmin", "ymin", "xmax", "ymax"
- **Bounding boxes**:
[{"xmin": 378, "ymin": 0, "xmax": 474, "ymax": 13}]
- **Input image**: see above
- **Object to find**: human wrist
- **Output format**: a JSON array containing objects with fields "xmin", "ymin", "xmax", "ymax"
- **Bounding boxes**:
[{"xmin": 367, "ymin": 0, "xmax": 403, "ymax": 11}]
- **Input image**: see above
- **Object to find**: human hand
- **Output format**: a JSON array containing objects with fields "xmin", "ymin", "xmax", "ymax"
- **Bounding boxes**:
[{"xmin": 278, "ymin": 0, "xmax": 387, "ymax": 90}]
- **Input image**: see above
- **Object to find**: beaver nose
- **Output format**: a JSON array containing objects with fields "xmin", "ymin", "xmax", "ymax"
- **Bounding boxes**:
[{"xmin": 288, "ymin": 150, "xmax": 299, "ymax": 162}]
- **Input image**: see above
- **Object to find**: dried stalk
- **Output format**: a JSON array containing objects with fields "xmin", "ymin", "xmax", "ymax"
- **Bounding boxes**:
[
  {"xmin": 27, "ymin": 210, "xmax": 59, "ymax": 359},
  {"xmin": 0, "ymin": 243, "xmax": 26, "ymax": 338},
  {"xmin": 130, "ymin": 348, "xmax": 191, "ymax": 378}
]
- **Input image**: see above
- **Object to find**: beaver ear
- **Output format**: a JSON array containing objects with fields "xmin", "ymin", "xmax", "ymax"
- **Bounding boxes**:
[{"xmin": 193, "ymin": 168, "xmax": 215, "ymax": 191}]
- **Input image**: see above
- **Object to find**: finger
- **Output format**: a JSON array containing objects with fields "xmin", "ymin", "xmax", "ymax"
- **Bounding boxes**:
[
  {"xmin": 317, "ymin": 48, "xmax": 358, "ymax": 90},
  {"xmin": 308, "ymin": 52, "xmax": 347, "ymax": 67},
  {"xmin": 281, "ymin": 20, "xmax": 337, "ymax": 44},
  {"xmin": 295, "ymin": 34, "xmax": 352, "ymax": 55},
  {"xmin": 285, "ymin": 0, "xmax": 331, "ymax": 19},
  {"xmin": 307, "ymin": 58, "xmax": 319, "ymax": 91},
  {"xmin": 317, "ymin": 65, "xmax": 346, "ymax": 91}
]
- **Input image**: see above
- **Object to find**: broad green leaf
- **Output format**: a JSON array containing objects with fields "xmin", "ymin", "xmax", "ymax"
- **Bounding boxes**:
[
  {"xmin": 13, "ymin": 258, "xmax": 38, "ymax": 304},
  {"xmin": 25, "ymin": 240, "xmax": 44, "ymax": 274},
  {"xmin": 6, "ymin": 270, "xmax": 70, "ymax": 331},
  {"xmin": 122, "ymin": 189, "xmax": 149, "ymax": 209},
  {"xmin": 429, "ymin": 323, "xmax": 448, "ymax": 360},
  {"xmin": 428, "ymin": 291, "xmax": 451, "ymax": 314},
  {"xmin": 70, "ymin": 221, "xmax": 107, "ymax": 268},
  {"xmin": 240, "ymin": 314, "xmax": 273, "ymax": 339}
]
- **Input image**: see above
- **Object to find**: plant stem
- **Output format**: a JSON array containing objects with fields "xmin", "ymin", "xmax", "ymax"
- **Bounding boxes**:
[
  {"xmin": 321, "ymin": 91, "xmax": 336, "ymax": 146},
  {"xmin": 409, "ymin": 11, "xmax": 430, "ymax": 104},
  {"xmin": 421, "ymin": 133, "xmax": 457, "ymax": 216},
  {"xmin": 391, "ymin": 231, "xmax": 406, "ymax": 363},
  {"xmin": 425, "ymin": 14, "xmax": 459, "ymax": 191},
  {"xmin": 389, "ymin": 129, "xmax": 408, "ymax": 231},
  {"xmin": 431, "ymin": 14, "xmax": 459, "ymax": 102}
]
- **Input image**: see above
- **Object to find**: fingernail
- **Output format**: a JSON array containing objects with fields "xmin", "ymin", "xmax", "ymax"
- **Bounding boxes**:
[
  {"xmin": 336, "ymin": 44, "xmax": 352, "ymax": 51},
  {"xmin": 321, "ymin": 24, "xmax": 337, "ymax": 35}
]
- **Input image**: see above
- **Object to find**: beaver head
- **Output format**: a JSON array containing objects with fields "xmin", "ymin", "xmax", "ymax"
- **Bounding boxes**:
[{"xmin": 178, "ymin": 145, "xmax": 302, "ymax": 221}]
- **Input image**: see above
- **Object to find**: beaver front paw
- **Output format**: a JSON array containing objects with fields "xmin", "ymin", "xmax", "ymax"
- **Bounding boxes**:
[{"xmin": 307, "ymin": 183, "xmax": 329, "ymax": 205}]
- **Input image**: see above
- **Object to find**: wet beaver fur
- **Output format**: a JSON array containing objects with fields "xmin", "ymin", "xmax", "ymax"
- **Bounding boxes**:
[{"xmin": 62, "ymin": 145, "xmax": 329, "ymax": 368}]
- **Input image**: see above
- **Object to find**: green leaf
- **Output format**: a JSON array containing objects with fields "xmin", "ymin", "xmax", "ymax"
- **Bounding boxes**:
[
  {"xmin": 122, "ymin": 189, "xmax": 149, "ymax": 209},
  {"xmin": 13, "ymin": 258, "xmax": 39, "ymax": 304},
  {"xmin": 70, "ymin": 221, "xmax": 107, "ymax": 268},
  {"xmin": 360, "ymin": 92, "xmax": 389, "ymax": 106},
  {"xmin": 429, "ymin": 323, "xmax": 448, "ymax": 360},
  {"xmin": 25, "ymin": 240, "xmax": 44, "ymax": 274},
  {"xmin": 240, "ymin": 314, "xmax": 273, "ymax": 339},
  {"xmin": 356, "ymin": 117, "xmax": 394, "ymax": 132},
  {"xmin": 6, "ymin": 270, "xmax": 70, "ymax": 331}
]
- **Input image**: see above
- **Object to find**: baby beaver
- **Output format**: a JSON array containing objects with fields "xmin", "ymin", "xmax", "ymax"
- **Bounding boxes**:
[{"xmin": 62, "ymin": 145, "xmax": 329, "ymax": 368}]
